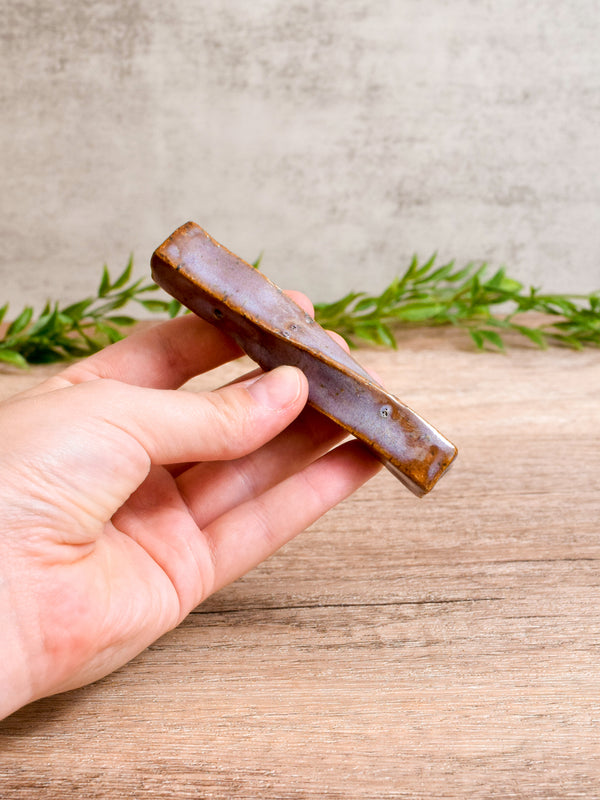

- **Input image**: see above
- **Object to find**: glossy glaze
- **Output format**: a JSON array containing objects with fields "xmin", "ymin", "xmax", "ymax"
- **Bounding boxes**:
[{"xmin": 151, "ymin": 222, "xmax": 457, "ymax": 495}]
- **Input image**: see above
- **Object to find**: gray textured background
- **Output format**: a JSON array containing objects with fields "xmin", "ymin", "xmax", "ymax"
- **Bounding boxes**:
[{"xmin": 1, "ymin": 0, "xmax": 599, "ymax": 311}]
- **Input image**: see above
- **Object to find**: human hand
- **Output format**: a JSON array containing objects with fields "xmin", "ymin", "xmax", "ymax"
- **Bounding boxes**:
[{"xmin": 0, "ymin": 294, "xmax": 381, "ymax": 718}]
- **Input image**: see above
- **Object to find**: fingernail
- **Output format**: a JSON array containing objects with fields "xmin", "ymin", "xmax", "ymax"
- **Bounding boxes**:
[{"xmin": 246, "ymin": 366, "xmax": 303, "ymax": 410}]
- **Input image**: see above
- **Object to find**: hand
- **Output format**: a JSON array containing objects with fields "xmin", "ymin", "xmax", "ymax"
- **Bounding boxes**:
[{"xmin": 0, "ymin": 295, "xmax": 380, "ymax": 718}]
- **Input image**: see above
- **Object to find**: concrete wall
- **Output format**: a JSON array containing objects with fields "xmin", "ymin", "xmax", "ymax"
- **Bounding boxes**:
[{"xmin": 1, "ymin": 0, "xmax": 599, "ymax": 312}]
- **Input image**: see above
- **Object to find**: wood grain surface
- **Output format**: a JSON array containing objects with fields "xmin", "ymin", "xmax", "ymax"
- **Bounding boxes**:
[{"xmin": 1, "ymin": 324, "xmax": 599, "ymax": 799}]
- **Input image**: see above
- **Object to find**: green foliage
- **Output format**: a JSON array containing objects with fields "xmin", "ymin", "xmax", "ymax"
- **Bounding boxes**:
[
  {"xmin": 314, "ymin": 256, "xmax": 600, "ymax": 352},
  {"xmin": 0, "ymin": 257, "xmax": 183, "ymax": 367},
  {"xmin": 1, "ymin": 254, "xmax": 598, "ymax": 368}
]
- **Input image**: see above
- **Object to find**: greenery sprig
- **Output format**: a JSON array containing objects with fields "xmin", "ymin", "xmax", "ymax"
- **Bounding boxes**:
[
  {"xmin": 0, "ymin": 258, "xmax": 179, "ymax": 368},
  {"xmin": 0, "ymin": 254, "xmax": 598, "ymax": 368},
  {"xmin": 314, "ymin": 255, "xmax": 600, "ymax": 352}
]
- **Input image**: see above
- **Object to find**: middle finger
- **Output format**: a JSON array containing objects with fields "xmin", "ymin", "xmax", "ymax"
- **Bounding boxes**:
[{"xmin": 176, "ymin": 404, "xmax": 348, "ymax": 529}]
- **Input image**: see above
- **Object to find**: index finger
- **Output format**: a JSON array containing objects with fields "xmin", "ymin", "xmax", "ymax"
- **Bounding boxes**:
[
  {"xmin": 61, "ymin": 314, "xmax": 241, "ymax": 388},
  {"xmin": 19, "ymin": 290, "xmax": 315, "ymax": 396}
]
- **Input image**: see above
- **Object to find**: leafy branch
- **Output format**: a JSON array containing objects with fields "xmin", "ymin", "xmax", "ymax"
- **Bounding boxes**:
[
  {"xmin": 314, "ymin": 255, "xmax": 600, "ymax": 352},
  {"xmin": 1, "ymin": 253, "xmax": 598, "ymax": 368},
  {"xmin": 0, "ymin": 258, "xmax": 180, "ymax": 368}
]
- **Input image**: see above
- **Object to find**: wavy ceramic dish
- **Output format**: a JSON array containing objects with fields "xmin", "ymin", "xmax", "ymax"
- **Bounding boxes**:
[{"xmin": 151, "ymin": 222, "xmax": 457, "ymax": 496}]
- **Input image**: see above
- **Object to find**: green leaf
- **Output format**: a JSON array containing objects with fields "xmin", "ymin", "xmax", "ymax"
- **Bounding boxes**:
[
  {"xmin": 393, "ymin": 302, "xmax": 446, "ymax": 322},
  {"xmin": 413, "ymin": 253, "xmax": 438, "ymax": 280},
  {"xmin": 515, "ymin": 326, "xmax": 547, "ymax": 348},
  {"xmin": 106, "ymin": 315, "xmax": 136, "ymax": 326},
  {"xmin": 6, "ymin": 306, "xmax": 34, "ymax": 336},
  {"xmin": 315, "ymin": 291, "xmax": 363, "ymax": 320},
  {"xmin": 57, "ymin": 342, "xmax": 94, "ymax": 358},
  {"xmin": 399, "ymin": 254, "xmax": 420, "ymax": 284},
  {"xmin": 95, "ymin": 322, "xmax": 124, "ymax": 343},
  {"xmin": 353, "ymin": 297, "xmax": 378, "ymax": 314},
  {"xmin": 93, "ymin": 295, "xmax": 131, "ymax": 315},
  {"xmin": 469, "ymin": 329, "xmax": 485, "ymax": 350},
  {"xmin": 98, "ymin": 265, "xmax": 111, "ymax": 297},
  {"xmin": 25, "ymin": 347, "xmax": 67, "ymax": 364},
  {"xmin": 62, "ymin": 298, "xmax": 94, "ymax": 321},
  {"xmin": 543, "ymin": 297, "xmax": 577, "ymax": 315},
  {"xmin": 479, "ymin": 329, "xmax": 505, "ymax": 351},
  {"xmin": 79, "ymin": 331, "xmax": 105, "ymax": 352},
  {"xmin": 27, "ymin": 307, "xmax": 63, "ymax": 338},
  {"xmin": 422, "ymin": 261, "xmax": 456, "ymax": 284},
  {"xmin": 353, "ymin": 323, "xmax": 384, "ymax": 346},
  {"xmin": 484, "ymin": 267, "xmax": 524, "ymax": 294},
  {"xmin": 111, "ymin": 255, "xmax": 134, "ymax": 290},
  {"xmin": 374, "ymin": 322, "xmax": 397, "ymax": 349},
  {"xmin": 375, "ymin": 277, "xmax": 403, "ymax": 308},
  {"xmin": 553, "ymin": 333, "xmax": 584, "ymax": 350},
  {"xmin": 136, "ymin": 299, "xmax": 173, "ymax": 313},
  {"xmin": 445, "ymin": 263, "xmax": 478, "ymax": 283},
  {"xmin": 485, "ymin": 267, "xmax": 506, "ymax": 289},
  {"xmin": 0, "ymin": 348, "xmax": 29, "ymax": 367},
  {"xmin": 167, "ymin": 299, "xmax": 182, "ymax": 318},
  {"xmin": 0, "ymin": 303, "xmax": 9, "ymax": 325},
  {"xmin": 497, "ymin": 276, "xmax": 523, "ymax": 293},
  {"xmin": 470, "ymin": 275, "xmax": 482, "ymax": 302},
  {"xmin": 135, "ymin": 282, "xmax": 161, "ymax": 294}
]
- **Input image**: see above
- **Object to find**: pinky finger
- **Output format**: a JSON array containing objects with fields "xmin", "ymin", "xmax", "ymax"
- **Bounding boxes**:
[{"xmin": 203, "ymin": 440, "xmax": 382, "ymax": 597}]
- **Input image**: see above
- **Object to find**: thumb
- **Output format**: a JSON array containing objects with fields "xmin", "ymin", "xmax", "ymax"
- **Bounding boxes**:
[
  {"xmin": 95, "ymin": 364, "xmax": 309, "ymax": 466},
  {"xmin": 0, "ymin": 366, "xmax": 308, "ymax": 546}
]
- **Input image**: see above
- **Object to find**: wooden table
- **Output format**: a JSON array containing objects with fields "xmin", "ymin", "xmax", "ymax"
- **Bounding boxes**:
[{"xmin": 1, "ymin": 325, "xmax": 599, "ymax": 798}]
